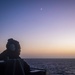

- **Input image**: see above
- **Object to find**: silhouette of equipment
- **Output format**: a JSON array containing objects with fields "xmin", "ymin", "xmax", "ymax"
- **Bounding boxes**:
[{"xmin": 0, "ymin": 59, "xmax": 46, "ymax": 75}]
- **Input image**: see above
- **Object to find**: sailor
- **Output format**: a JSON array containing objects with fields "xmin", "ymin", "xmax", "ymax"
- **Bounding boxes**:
[{"xmin": 0, "ymin": 38, "xmax": 30, "ymax": 75}]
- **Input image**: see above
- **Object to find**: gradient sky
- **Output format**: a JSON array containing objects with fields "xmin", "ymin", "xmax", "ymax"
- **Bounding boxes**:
[{"xmin": 0, "ymin": 0, "xmax": 75, "ymax": 58}]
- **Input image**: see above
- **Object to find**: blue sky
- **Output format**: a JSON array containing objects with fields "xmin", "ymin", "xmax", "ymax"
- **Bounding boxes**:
[{"xmin": 0, "ymin": 0, "xmax": 75, "ymax": 58}]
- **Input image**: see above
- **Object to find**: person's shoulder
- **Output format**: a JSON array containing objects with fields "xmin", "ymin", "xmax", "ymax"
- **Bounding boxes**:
[
  {"xmin": 0, "ymin": 50, "xmax": 7, "ymax": 55},
  {"xmin": 0, "ymin": 50, "xmax": 8, "ymax": 60}
]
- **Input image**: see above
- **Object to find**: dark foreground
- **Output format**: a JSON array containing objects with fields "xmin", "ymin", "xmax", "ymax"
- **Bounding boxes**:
[
  {"xmin": 25, "ymin": 58, "xmax": 75, "ymax": 75},
  {"xmin": 0, "ymin": 59, "xmax": 46, "ymax": 75}
]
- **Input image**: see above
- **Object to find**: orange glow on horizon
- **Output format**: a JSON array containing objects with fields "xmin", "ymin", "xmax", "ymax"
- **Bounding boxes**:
[
  {"xmin": 20, "ymin": 44, "xmax": 75, "ymax": 58},
  {"xmin": 0, "ymin": 37, "xmax": 75, "ymax": 58}
]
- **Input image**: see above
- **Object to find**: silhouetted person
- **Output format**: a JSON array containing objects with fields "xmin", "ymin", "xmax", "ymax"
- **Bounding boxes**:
[{"xmin": 0, "ymin": 38, "xmax": 30, "ymax": 75}]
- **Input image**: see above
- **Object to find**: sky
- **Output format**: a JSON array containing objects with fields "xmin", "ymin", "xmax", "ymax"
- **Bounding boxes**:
[{"xmin": 0, "ymin": 0, "xmax": 75, "ymax": 58}]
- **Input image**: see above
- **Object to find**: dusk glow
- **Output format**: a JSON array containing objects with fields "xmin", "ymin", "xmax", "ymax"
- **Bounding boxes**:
[{"xmin": 0, "ymin": 0, "xmax": 75, "ymax": 58}]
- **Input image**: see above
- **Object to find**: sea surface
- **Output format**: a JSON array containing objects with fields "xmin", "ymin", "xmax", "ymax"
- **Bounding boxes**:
[{"xmin": 24, "ymin": 59, "xmax": 75, "ymax": 75}]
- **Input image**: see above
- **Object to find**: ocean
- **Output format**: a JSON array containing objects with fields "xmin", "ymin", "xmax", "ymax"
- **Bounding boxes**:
[{"xmin": 24, "ymin": 59, "xmax": 75, "ymax": 75}]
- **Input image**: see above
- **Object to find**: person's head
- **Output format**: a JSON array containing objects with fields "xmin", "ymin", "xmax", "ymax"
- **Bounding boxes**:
[{"xmin": 6, "ymin": 38, "xmax": 21, "ymax": 56}]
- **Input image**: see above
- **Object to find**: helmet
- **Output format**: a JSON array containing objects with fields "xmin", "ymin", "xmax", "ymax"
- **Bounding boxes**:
[{"xmin": 6, "ymin": 38, "xmax": 21, "ymax": 52}]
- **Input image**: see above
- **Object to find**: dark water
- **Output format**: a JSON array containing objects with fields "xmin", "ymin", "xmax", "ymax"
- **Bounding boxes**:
[{"xmin": 24, "ymin": 59, "xmax": 75, "ymax": 75}]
